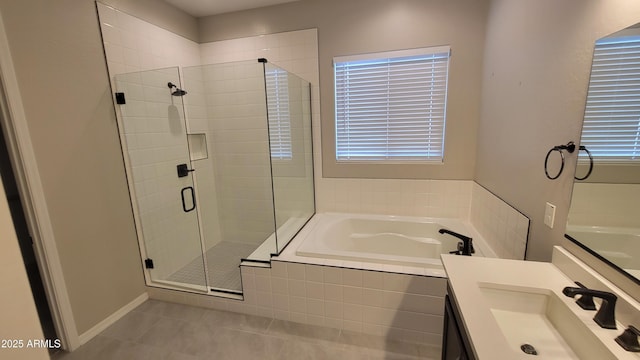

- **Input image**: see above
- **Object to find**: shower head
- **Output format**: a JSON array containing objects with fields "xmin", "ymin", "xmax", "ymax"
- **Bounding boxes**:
[
  {"xmin": 172, "ymin": 88, "xmax": 187, "ymax": 96},
  {"xmin": 167, "ymin": 82, "xmax": 187, "ymax": 96}
]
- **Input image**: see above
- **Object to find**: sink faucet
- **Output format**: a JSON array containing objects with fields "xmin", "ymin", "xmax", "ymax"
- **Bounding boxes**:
[
  {"xmin": 562, "ymin": 286, "xmax": 618, "ymax": 329},
  {"xmin": 439, "ymin": 229, "xmax": 474, "ymax": 256}
]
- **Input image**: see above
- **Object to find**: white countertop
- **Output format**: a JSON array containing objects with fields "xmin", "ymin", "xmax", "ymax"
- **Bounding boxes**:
[{"xmin": 441, "ymin": 254, "xmax": 640, "ymax": 360}]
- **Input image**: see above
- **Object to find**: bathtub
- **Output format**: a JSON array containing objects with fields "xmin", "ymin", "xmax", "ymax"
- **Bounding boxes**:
[
  {"xmin": 566, "ymin": 225, "xmax": 640, "ymax": 277},
  {"xmin": 295, "ymin": 213, "xmax": 492, "ymax": 270}
]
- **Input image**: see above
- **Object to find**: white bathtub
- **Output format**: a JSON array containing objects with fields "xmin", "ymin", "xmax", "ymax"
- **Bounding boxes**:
[
  {"xmin": 295, "ymin": 213, "xmax": 491, "ymax": 269},
  {"xmin": 566, "ymin": 225, "xmax": 640, "ymax": 277}
]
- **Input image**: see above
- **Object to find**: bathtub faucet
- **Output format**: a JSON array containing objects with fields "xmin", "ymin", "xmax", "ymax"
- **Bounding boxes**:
[{"xmin": 439, "ymin": 229, "xmax": 474, "ymax": 256}]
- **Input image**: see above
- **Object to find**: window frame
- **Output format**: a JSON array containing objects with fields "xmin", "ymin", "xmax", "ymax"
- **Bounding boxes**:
[
  {"xmin": 580, "ymin": 35, "xmax": 640, "ymax": 165},
  {"xmin": 333, "ymin": 46, "xmax": 451, "ymax": 164}
]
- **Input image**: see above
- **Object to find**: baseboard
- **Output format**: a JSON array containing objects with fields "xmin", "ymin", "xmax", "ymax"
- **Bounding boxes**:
[{"xmin": 77, "ymin": 292, "xmax": 148, "ymax": 346}]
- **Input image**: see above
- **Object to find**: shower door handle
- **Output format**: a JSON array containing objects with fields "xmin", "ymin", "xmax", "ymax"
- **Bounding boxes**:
[{"xmin": 181, "ymin": 186, "xmax": 196, "ymax": 213}]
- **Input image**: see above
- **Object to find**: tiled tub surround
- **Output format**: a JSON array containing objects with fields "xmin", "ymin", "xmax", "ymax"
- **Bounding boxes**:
[
  {"xmin": 149, "ymin": 263, "xmax": 448, "ymax": 346},
  {"xmin": 470, "ymin": 182, "xmax": 530, "ymax": 260},
  {"xmin": 316, "ymin": 179, "xmax": 530, "ymax": 261},
  {"xmin": 243, "ymin": 263, "xmax": 448, "ymax": 345},
  {"xmin": 240, "ymin": 211, "xmax": 491, "ymax": 345}
]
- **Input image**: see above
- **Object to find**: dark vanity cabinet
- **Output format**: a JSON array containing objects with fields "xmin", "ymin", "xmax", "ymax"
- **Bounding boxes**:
[{"xmin": 442, "ymin": 285, "xmax": 477, "ymax": 360}]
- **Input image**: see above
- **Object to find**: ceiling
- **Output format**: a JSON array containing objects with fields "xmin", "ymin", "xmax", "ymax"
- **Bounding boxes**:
[{"xmin": 164, "ymin": 0, "xmax": 301, "ymax": 17}]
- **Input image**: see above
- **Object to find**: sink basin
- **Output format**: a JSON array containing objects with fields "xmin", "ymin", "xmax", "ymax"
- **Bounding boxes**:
[{"xmin": 479, "ymin": 284, "xmax": 616, "ymax": 359}]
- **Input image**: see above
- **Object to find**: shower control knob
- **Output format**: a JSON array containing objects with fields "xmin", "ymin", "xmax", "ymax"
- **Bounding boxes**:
[{"xmin": 177, "ymin": 163, "xmax": 195, "ymax": 178}]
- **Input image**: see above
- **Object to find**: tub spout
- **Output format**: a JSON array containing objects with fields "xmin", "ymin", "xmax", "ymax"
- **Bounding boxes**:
[{"xmin": 439, "ymin": 229, "xmax": 474, "ymax": 256}]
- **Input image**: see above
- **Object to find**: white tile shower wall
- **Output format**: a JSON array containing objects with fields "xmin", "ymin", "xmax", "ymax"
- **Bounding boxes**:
[
  {"xmin": 199, "ymin": 30, "xmax": 319, "ymax": 83},
  {"xmin": 568, "ymin": 183, "xmax": 640, "ymax": 228},
  {"xmin": 148, "ymin": 262, "xmax": 447, "ymax": 346},
  {"xmin": 203, "ymin": 61, "xmax": 275, "ymax": 245},
  {"xmin": 199, "ymin": 30, "xmax": 320, "ymax": 244},
  {"xmin": 469, "ymin": 183, "xmax": 530, "ymax": 260},
  {"xmin": 98, "ymin": 4, "xmax": 220, "ymax": 273},
  {"xmin": 190, "ymin": 157, "xmax": 223, "ymax": 252},
  {"xmin": 97, "ymin": 3, "xmax": 201, "ymax": 75},
  {"xmin": 115, "ymin": 69, "xmax": 204, "ymax": 281},
  {"xmin": 181, "ymin": 66, "xmax": 223, "ymax": 252}
]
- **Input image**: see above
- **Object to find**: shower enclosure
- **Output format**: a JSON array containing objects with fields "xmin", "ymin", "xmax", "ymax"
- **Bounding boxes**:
[{"xmin": 113, "ymin": 60, "xmax": 314, "ymax": 294}]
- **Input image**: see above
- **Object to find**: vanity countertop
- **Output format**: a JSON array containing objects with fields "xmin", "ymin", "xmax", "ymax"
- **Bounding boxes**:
[{"xmin": 441, "ymin": 254, "xmax": 640, "ymax": 360}]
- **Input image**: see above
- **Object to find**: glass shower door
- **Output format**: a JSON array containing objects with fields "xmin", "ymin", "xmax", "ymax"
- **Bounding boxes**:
[
  {"xmin": 115, "ymin": 67, "xmax": 207, "ymax": 292},
  {"xmin": 182, "ymin": 61, "xmax": 276, "ymax": 291},
  {"xmin": 264, "ymin": 63, "xmax": 315, "ymax": 254}
]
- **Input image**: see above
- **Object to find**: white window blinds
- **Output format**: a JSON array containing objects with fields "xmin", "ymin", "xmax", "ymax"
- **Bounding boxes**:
[
  {"xmin": 265, "ymin": 67, "xmax": 292, "ymax": 160},
  {"xmin": 581, "ymin": 36, "xmax": 640, "ymax": 162},
  {"xmin": 334, "ymin": 46, "xmax": 450, "ymax": 162}
]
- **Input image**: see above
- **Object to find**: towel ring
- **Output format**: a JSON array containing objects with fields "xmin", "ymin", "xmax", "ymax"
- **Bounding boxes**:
[
  {"xmin": 574, "ymin": 145, "xmax": 593, "ymax": 181},
  {"xmin": 544, "ymin": 141, "xmax": 576, "ymax": 180},
  {"xmin": 545, "ymin": 147, "xmax": 566, "ymax": 180}
]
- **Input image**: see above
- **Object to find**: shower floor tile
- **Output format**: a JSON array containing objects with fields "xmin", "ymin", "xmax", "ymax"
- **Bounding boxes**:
[{"xmin": 166, "ymin": 241, "xmax": 257, "ymax": 292}]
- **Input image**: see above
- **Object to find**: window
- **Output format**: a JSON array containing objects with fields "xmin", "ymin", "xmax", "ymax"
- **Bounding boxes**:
[
  {"xmin": 334, "ymin": 46, "xmax": 450, "ymax": 162},
  {"xmin": 265, "ymin": 67, "xmax": 292, "ymax": 160},
  {"xmin": 581, "ymin": 36, "xmax": 640, "ymax": 162}
]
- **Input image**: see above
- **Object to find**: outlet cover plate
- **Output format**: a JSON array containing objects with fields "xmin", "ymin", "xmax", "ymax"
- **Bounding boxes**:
[{"xmin": 544, "ymin": 202, "xmax": 556, "ymax": 228}]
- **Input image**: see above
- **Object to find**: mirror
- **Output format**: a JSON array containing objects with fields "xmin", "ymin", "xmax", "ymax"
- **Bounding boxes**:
[{"xmin": 566, "ymin": 23, "xmax": 640, "ymax": 284}]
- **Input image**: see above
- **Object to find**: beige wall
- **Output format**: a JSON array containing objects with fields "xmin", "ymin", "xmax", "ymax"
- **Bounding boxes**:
[
  {"xmin": 0, "ymin": 0, "xmax": 146, "ymax": 334},
  {"xmin": 568, "ymin": 183, "xmax": 640, "ymax": 228},
  {"xmin": 199, "ymin": 0, "xmax": 489, "ymax": 180},
  {"xmin": 476, "ymin": 0, "xmax": 640, "ymax": 262},
  {"xmin": 576, "ymin": 163, "xmax": 640, "ymax": 184},
  {"xmin": 0, "ymin": 176, "xmax": 48, "ymax": 360}
]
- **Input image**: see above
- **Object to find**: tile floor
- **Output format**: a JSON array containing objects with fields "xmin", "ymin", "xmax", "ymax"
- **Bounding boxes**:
[{"xmin": 52, "ymin": 299, "xmax": 441, "ymax": 360}]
